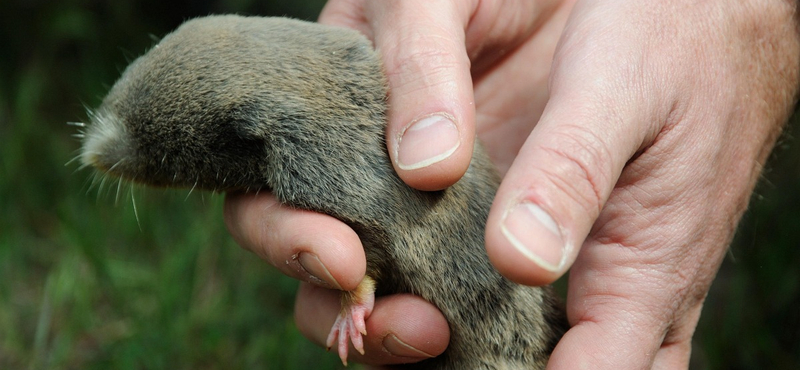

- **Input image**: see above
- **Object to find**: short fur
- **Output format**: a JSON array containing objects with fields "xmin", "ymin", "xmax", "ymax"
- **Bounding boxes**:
[{"xmin": 81, "ymin": 15, "xmax": 568, "ymax": 369}]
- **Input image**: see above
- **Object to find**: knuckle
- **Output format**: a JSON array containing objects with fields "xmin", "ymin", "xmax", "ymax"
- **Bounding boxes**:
[
  {"xmin": 539, "ymin": 125, "xmax": 615, "ymax": 217},
  {"xmin": 384, "ymin": 32, "xmax": 467, "ymax": 93}
]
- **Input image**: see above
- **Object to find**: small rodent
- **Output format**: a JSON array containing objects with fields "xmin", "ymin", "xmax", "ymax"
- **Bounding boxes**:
[{"xmin": 79, "ymin": 15, "xmax": 568, "ymax": 369}]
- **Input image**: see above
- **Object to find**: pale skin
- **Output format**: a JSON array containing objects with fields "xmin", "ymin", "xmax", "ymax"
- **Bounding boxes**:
[{"xmin": 224, "ymin": 0, "xmax": 800, "ymax": 368}]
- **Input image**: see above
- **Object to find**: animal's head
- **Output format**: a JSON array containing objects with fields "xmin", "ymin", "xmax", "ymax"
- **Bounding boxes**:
[{"xmin": 80, "ymin": 16, "xmax": 386, "ymax": 193}]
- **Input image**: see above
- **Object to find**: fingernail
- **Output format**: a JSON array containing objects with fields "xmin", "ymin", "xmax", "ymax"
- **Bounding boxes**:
[
  {"xmin": 396, "ymin": 114, "xmax": 460, "ymax": 170},
  {"xmin": 383, "ymin": 333, "xmax": 435, "ymax": 359},
  {"xmin": 500, "ymin": 202, "xmax": 567, "ymax": 272},
  {"xmin": 298, "ymin": 253, "xmax": 342, "ymax": 290}
]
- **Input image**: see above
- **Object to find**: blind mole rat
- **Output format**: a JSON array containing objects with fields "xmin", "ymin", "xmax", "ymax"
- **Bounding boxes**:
[{"xmin": 79, "ymin": 15, "xmax": 568, "ymax": 369}]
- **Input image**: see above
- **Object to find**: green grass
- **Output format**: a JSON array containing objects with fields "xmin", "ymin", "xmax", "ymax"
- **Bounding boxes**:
[
  {"xmin": 1, "ymin": 187, "xmax": 349, "ymax": 370},
  {"xmin": 1, "ymin": 0, "xmax": 799, "ymax": 369},
  {"xmin": 1, "ymin": 0, "xmax": 347, "ymax": 369},
  {"xmin": 1, "ymin": 191, "xmax": 335, "ymax": 370}
]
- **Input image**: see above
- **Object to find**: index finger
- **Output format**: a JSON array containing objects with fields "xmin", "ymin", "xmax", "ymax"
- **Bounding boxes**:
[{"xmin": 224, "ymin": 191, "xmax": 366, "ymax": 291}]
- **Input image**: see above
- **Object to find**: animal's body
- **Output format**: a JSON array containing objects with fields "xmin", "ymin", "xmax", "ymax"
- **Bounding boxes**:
[{"xmin": 80, "ymin": 15, "xmax": 567, "ymax": 369}]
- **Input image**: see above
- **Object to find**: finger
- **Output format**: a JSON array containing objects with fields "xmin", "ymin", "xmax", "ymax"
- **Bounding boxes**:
[
  {"xmin": 548, "ymin": 264, "xmax": 670, "ymax": 369},
  {"xmin": 223, "ymin": 191, "xmax": 365, "ymax": 291},
  {"xmin": 652, "ymin": 332, "xmax": 693, "ymax": 370},
  {"xmin": 361, "ymin": 0, "xmax": 479, "ymax": 191},
  {"xmin": 547, "ymin": 265, "xmax": 702, "ymax": 370},
  {"xmin": 322, "ymin": 1, "xmax": 560, "ymax": 190},
  {"xmin": 547, "ymin": 313, "xmax": 664, "ymax": 369},
  {"xmin": 295, "ymin": 283, "xmax": 450, "ymax": 366},
  {"xmin": 546, "ymin": 304, "xmax": 697, "ymax": 370},
  {"xmin": 651, "ymin": 303, "xmax": 702, "ymax": 369},
  {"xmin": 318, "ymin": 0, "xmax": 373, "ymax": 39},
  {"xmin": 484, "ymin": 8, "xmax": 671, "ymax": 285}
]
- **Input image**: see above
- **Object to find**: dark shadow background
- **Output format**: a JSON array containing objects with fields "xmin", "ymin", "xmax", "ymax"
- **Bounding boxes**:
[{"xmin": 1, "ymin": 0, "xmax": 798, "ymax": 369}]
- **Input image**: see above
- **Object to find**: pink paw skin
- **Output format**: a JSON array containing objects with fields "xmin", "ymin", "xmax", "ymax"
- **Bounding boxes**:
[{"xmin": 326, "ymin": 276, "xmax": 376, "ymax": 366}]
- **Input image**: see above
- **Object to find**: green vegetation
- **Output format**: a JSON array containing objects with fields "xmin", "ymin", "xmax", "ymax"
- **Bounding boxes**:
[
  {"xmin": 1, "ymin": 0, "xmax": 797, "ymax": 369},
  {"xmin": 1, "ymin": 1, "xmax": 345, "ymax": 369}
]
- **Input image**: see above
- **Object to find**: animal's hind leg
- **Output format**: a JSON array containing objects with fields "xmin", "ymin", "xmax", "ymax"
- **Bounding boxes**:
[{"xmin": 326, "ymin": 275, "xmax": 376, "ymax": 365}]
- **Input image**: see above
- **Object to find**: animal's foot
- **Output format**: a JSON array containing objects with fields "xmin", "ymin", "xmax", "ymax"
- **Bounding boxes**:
[{"xmin": 326, "ymin": 276, "xmax": 376, "ymax": 366}]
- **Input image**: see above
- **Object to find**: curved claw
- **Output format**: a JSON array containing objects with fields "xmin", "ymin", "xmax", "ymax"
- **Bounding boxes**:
[{"xmin": 325, "ymin": 276, "xmax": 376, "ymax": 366}]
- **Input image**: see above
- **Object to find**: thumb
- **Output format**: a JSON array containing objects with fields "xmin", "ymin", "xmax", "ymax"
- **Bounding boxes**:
[
  {"xmin": 484, "ymin": 35, "xmax": 667, "ymax": 286},
  {"xmin": 365, "ymin": 1, "xmax": 477, "ymax": 191}
]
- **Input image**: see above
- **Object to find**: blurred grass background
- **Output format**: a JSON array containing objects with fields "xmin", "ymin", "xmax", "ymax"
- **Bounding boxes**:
[{"xmin": 0, "ymin": 0, "xmax": 797, "ymax": 369}]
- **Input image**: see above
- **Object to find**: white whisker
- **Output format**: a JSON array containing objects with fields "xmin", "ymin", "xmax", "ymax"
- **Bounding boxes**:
[
  {"xmin": 115, "ymin": 177, "xmax": 123, "ymax": 205},
  {"xmin": 76, "ymin": 161, "xmax": 93, "ymax": 171},
  {"xmin": 131, "ymin": 185, "xmax": 141, "ymax": 231},
  {"xmin": 84, "ymin": 173, "xmax": 98, "ymax": 196},
  {"xmin": 185, "ymin": 179, "xmax": 198, "ymax": 201},
  {"xmin": 105, "ymin": 159, "xmax": 125, "ymax": 176},
  {"xmin": 65, "ymin": 155, "xmax": 80, "ymax": 167},
  {"xmin": 97, "ymin": 175, "xmax": 109, "ymax": 202}
]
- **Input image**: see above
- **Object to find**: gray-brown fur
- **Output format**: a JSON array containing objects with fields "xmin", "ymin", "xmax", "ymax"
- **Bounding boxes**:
[{"xmin": 80, "ymin": 15, "xmax": 568, "ymax": 369}]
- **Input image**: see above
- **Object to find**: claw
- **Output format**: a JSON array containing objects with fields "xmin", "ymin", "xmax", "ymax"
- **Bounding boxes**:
[{"xmin": 326, "ymin": 276, "xmax": 376, "ymax": 366}]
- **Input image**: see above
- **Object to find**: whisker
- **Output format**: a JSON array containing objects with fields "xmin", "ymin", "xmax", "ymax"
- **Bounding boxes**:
[
  {"xmin": 65, "ymin": 153, "xmax": 83, "ymax": 167},
  {"xmin": 76, "ymin": 161, "xmax": 93, "ymax": 171},
  {"xmin": 131, "ymin": 185, "xmax": 142, "ymax": 231},
  {"xmin": 97, "ymin": 175, "xmax": 110, "ymax": 202},
  {"xmin": 106, "ymin": 160, "xmax": 123, "ymax": 173},
  {"xmin": 115, "ymin": 177, "xmax": 123, "ymax": 205},
  {"xmin": 83, "ymin": 173, "xmax": 97, "ymax": 196},
  {"xmin": 185, "ymin": 179, "xmax": 198, "ymax": 201}
]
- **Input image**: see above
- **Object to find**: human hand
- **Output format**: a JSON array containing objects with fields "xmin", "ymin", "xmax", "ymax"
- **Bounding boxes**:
[
  {"xmin": 224, "ymin": 0, "xmax": 800, "ymax": 368},
  {"xmin": 478, "ymin": 1, "xmax": 799, "ymax": 368},
  {"xmin": 223, "ymin": 192, "xmax": 451, "ymax": 366},
  {"xmin": 224, "ymin": 0, "xmax": 568, "ymax": 365}
]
